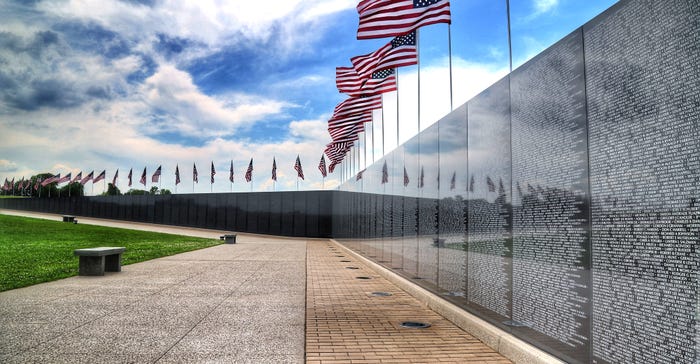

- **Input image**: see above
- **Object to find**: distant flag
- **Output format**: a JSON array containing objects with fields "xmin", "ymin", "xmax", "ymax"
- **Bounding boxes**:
[
  {"xmin": 151, "ymin": 166, "xmax": 161, "ymax": 183},
  {"xmin": 42, "ymin": 174, "xmax": 57, "ymax": 187},
  {"xmin": 94, "ymin": 170, "xmax": 106, "ymax": 184},
  {"xmin": 381, "ymin": 160, "xmax": 388, "ymax": 184},
  {"xmin": 450, "ymin": 171, "xmax": 456, "ymax": 190},
  {"xmin": 351, "ymin": 31, "xmax": 418, "ymax": 79},
  {"xmin": 139, "ymin": 167, "xmax": 146, "ymax": 186},
  {"xmin": 80, "ymin": 171, "xmax": 94, "ymax": 185},
  {"xmin": 34, "ymin": 179, "xmax": 40, "ymax": 191},
  {"xmin": 72, "ymin": 172, "xmax": 82, "ymax": 184},
  {"xmin": 318, "ymin": 155, "xmax": 327, "ymax": 178},
  {"xmin": 210, "ymin": 162, "xmax": 216, "ymax": 184},
  {"xmin": 229, "ymin": 160, "xmax": 234, "ymax": 183},
  {"xmin": 245, "ymin": 158, "xmax": 253, "ymax": 182},
  {"xmin": 193, "ymin": 163, "xmax": 199, "ymax": 183},
  {"xmin": 58, "ymin": 173, "xmax": 71, "ymax": 184},
  {"xmin": 486, "ymin": 176, "xmax": 495, "ymax": 192},
  {"xmin": 294, "ymin": 155, "xmax": 305, "ymax": 180},
  {"xmin": 175, "ymin": 165, "xmax": 181, "ymax": 185},
  {"xmin": 271, "ymin": 158, "xmax": 277, "ymax": 181},
  {"xmin": 403, "ymin": 166, "xmax": 409, "ymax": 187},
  {"xmin": 469, "ymin": 175, "xmax": 474, "ymax": 192},
  {"xmin": 356, "ymin": 0, "xmax": 452, "ymax": 40},
  {"xmin": 112, "ymin": 169, "xmax": 118, "ymax": 186},
  {"xmin": 127, "ymin": 168, "xmax": 133, "ymax": 187},
  {"xmin": 419, "ymin": 166, "xmax": 424, "ymax": 188},
  {"xmin": 356, "ymin": 169, "xmax": 365, "ymax": 181}
]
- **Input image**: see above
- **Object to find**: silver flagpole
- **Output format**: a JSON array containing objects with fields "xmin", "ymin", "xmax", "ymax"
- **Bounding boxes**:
[
  {"xmin": 363, "ymin": 132, "xmax": 367, "ymax": 172},
  {"xmin": 448, "ymin": 24, "xmax": 454, "ymax": 111},
  {"xmin": 506, "ymin": 0, "xmax": 513, "ymax": 73},
  {"xmin": 417, "ymin": 28, "xmax": 421, "ymax": 133},
  {"xmin": 396, "ymin": 68, "xmax": 400, "ymax": 147}
]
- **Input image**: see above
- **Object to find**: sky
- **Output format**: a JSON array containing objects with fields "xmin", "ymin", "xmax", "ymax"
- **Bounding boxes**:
[{"xmin": 0, "ymin": 0, "xmax": 618, "ymax": 194}]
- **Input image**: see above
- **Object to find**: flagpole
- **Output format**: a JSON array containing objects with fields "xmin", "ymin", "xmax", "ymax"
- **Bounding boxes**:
[
  {"xmin": 396, "ymin": 68, "xmax": 400, "ymax": 147},
  {"xmin": 417, "ymin": 28, "xmax": 421, "ymax": 133},
  {"xmin": 506, "ymin": 0, "xmax": 513, "ymax": 73},
  {"xmin": 448, "ymin": 24, "xmax": 454, "ymax": 111}
]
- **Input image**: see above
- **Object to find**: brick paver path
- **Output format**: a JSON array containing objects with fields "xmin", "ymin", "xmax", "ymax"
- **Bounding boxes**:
[{"xmin": 306, "ymin": 240, "xmax": 512, "ymax": 364}]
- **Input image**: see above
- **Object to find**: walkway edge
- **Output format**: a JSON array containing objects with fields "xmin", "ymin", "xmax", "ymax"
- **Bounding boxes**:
[{"xmin": 330, "ymin": 239, "xmax": 566, "ymax": 364}]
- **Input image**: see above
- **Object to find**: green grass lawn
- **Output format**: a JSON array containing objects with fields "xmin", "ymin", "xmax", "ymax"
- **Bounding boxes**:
[{"xmin": 0, "ymin": 214, "xmax": 221, "ymax": 292}]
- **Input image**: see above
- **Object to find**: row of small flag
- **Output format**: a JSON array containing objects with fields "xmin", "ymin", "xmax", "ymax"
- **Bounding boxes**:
[
  {"xmin": 2, "ymin": 155, "xmax": 331, "ymax": 192},
  {"xmin": 322, "ymin": 0, "xmax": 452, "ymax": 171}
]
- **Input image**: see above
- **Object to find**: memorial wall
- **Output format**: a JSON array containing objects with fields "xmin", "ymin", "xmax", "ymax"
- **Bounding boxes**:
[{"xmin": 335, "ymin": 0, "xmax": 699, "ymax": 362}]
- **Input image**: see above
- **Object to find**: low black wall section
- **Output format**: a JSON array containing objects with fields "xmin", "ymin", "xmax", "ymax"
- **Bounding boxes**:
[{"xmin": 0, "ymin": 191, "xmax": 334, "ymax": 238}]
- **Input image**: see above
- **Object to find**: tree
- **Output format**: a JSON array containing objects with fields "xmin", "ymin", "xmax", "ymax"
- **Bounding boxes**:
[{"xmin": 105, "ymin": 183, "xmax": 121, "ymax": 196}]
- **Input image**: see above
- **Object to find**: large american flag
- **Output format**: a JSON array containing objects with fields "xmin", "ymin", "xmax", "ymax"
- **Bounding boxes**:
[
  {"xmin": 336, "ymin": 67, "xmax": 364, "ymax": 94},
  {"xmin": 329, "ymin": 123, "xmax": 364, "ymax": 143},
  {"xmin": 294, "ymin": 155, "xmax": 305, "ymax": 180},
  {"xmin": 352, "ymin": 31, "xmax": 417, "ymax": 79},
  {"xmin": 318, "ymin": 155, "xmax": 327, "ymax": 178},
  {"xmin": 347, "ymin": 68, "xmax": 397, "ymax": 97},
  {"xmin": 328, "ymin": 111, "xmax": 373, "ymax": 131},
  {"xmin": 245, "ymin": 159, "xmax": 253, "ymax": 182},
  {"xmin": 333, "ymin": 94, "xmax": 382, "ymax": 119},
  {"xmin": 357, "ymin": 0, "xmax": 451, "ymax": 40}
]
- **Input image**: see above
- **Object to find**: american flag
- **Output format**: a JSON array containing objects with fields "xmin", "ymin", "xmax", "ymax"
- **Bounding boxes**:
[
  {"xmin": 210, "ymin": 162, "xmax": 216, "ymax": 184},
  {"xmin": 336, "ymin": 66, "xmax": 364, "ymax": 94},
  {"xmin": 272, "ymin": 158, "xmax": 277, "ymax": 181},
  {"xmin": 328, "ymin": 111, "xmax": 373, "ymax": 131},
  {"xmin": 41, "ymin": 174, "xmax": 57, "ymax": 187},
  {"xmin": 34, "ymin": 179, "xmax": 40, "ymax": 191},
  {"xmin": 352, "ymin": 31, "xmax": 417, "ymax": 79},
  {"xmin": 381, "ymin": 160, "xmax": 388, "ymax": 184},
  {"xmin": 357, "ymin": 0, "xmax": 451, "ymax": 40},
  {"xmin": 175, "ymin": 165, "xmax": 181, "ymax": 185},
  {"xmin": 329, "ymin": 161, "xmax": 338, "ymax": 173},
  {"xmin": 333, "ymin": 94, "xmax": 382, "ymax": 119},
  {"xmin": 80, "ymin": 171, "xmax": 94, "ymax": 185},
  {"xmin": 347, "ymin": 68, "xmax": 397, "ymax": 97},
  {"xmin": 229, "ymin": 160, "xmax": 234, "ymax": 183},
  {"xmin": 245, "ymin": 158, "xmax": 253, "ymax": 182},
  {"xmin": 71, "ymin": 172, "xmax": 82, "ymax": 184},
  {"xmin": 58, "ymin": 173, "xmax": 71, "ymax": 184},
  {"xmin": 112, "ymin": 169, "xmax": 118, "ymax": 186},
  {"xmin": 94, "ymin": 170, "xmax": 106, "ymax": 184},
  {"xmin": 127, "ymin": 168, "xmax": 133, "ymax": 187},
  {"xmin": 139, "ymin": 167, "xmax": 146, "ymax": 186},
  {"xmin": 403, "ymin": 166, "xmax": 409, "ymax": 187},
  {"xmin": 318, "ymin": 155, "xmax": 327, "ymax": 178},
  {"xmin": 193, "ymin": 163, "xmax": 198, "ymax": 183},
  {"xmin": 151, "ymin": 166, "xmax": 161, "ymax": 183},
  {"xmin": 294, "ymin": 155, "xmax": 305, "ymax": 180}
]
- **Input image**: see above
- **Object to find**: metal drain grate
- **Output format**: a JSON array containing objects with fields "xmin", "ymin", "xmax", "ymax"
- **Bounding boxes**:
[
  {"xmin": 346, "ymin": 266, "xmax": 360, "ymax": 270},
  {"xmin": 355, "ymin": 276, "xmax": 372, "ymax": 280},
  {"xmin": 371, "ymin": 292, "xmax": 392, "ymax": 297},
  {"xmin": 400, "ymin": 321, "xmax": 431, "ymax": 329}
]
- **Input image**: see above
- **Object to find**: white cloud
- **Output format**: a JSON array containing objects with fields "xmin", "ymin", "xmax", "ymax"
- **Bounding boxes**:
[
  {"xmin": 534, "ymin": 0, "xmax": 559, "ymax": 14},
  {"xmin": 0, "ymin": 160, "xmax": 18, "ymax": 173}
]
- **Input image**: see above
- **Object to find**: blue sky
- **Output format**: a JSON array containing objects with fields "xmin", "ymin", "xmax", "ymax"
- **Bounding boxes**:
[{"xmin": 0, "ymin": 0, "xmax": 618, "ymax": 194}]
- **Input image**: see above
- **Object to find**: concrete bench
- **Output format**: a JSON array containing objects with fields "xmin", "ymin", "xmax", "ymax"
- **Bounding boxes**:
[
  {"xmin": 62, "ymin": 215, "xmax": 76, "ymax": 223},
  {"xmin": 220, "ymin": 234, "xmax": 237, "ymax": 244},
  {"xmin": 74, "ymin": 247, "xmax": 126, "ymax": 276}
]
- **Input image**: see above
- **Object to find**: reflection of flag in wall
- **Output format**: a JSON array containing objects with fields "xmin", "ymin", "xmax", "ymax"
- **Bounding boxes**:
[
  {"xmin": 94, "ymin": 170, "xmax": 106, "ymax": 184},
  {"xmin": 271, "ymin": 158, "xmax": 277, "ymax": 181},
  {"xmin": 381, "ymin": 160, "xmax": 388, "ymax": 184},
  {"xmin": 450, "ymin": 171, "xmax": 456, "ymax": 190},
  {"xmin": 127, "ymin": 169, "xmax": 133, "ymax": 187},
  {"xmin": 356, "ymin": 169, "xmax": 365, "ymax": 181},
  {"xmin": 210, "ymin": 162, "xmax": 216, "ymax": 183},
  {"xmin": 151, "ymin": 166, "xmax": 161, "ymax": 183},
  {"xmin": 294, "ymin": 155, "xmax": 305, "ymax": 180},
  {"xmin": 245, "ymin": 159, "xmax": 253, "ymax": 182},
  {"xmin": 469, "ymin": 175, "xmax": 474, "ymax": 192},
  {"xmin": 419, "ymin": 166, "xmax": 424, "ymax": 188},
  {"xmin": 403, "ymin": 166, "xmax": 409, "ymax": 187},
  {"xmin": 193, "ymin": 164, "xmax": 198, "ymax": 183},
  {"xmin": 139, "ymin": 168, "xmax": 146, "ymax": 186},
  {"xmin": 516, "ymin": 182, "xmax": 523, "ymax": 197},
  {"xmin": 486, "ymin": 176, "xmax": 495, "ymax": 192},
  {"xmin": 175, "ymin": 165, "xmax": 181, "ymax": 185},
  {"xmin": 318, "ymin": 155, "xmax": 327, "ymax": 178},
  {"xmin": 112, "ymin": 169, "xmax": 118, "ymax": 186},
  {"xmin": 498, "ymin": 178, "xmax": 505, "ymax": 195},
  {"xmin": 356, "ymin": 0, "xmax": 452, "ymax": 40},
  {"xmin": 527, "ymin": 183, "xmax": 536, "ymax": 195}
]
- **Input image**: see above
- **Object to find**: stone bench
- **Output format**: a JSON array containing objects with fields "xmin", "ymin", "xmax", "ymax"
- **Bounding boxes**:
[
  {"xmin": 220, "ymin": 234, "xmax": 237, "ymax": 244},
  {"xmin": 74, "ymin": 247, "xmax": 126, "ymax": 276},
  {"xmin": 62, "ymin": 215, "xmax": 76, "ymax": 223}
]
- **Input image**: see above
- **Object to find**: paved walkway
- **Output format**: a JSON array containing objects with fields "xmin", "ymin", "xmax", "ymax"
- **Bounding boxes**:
[{"xmin": 0, "ymin": 210, "xmax": 510, "ymax": 363}]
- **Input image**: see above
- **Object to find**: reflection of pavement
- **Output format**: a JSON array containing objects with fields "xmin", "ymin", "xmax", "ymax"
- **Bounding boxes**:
[{"xmin": 0, "ymin": 211, "xmax": 305, "ymax": 363}]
